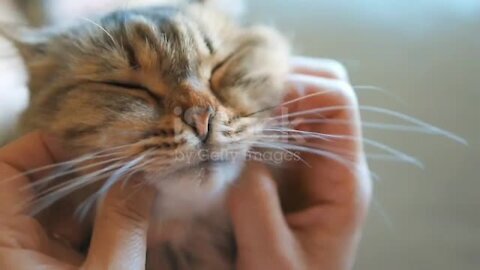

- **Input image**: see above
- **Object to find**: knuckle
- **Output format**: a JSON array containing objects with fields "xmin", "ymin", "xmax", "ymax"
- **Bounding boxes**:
[
  {"xmin": 107, "ymin": 202, "xmax": 148, "ymax": 230},
  {"xmin": 332, "ymin": 80, "xmax": 358, "ymax": 106},
  {"xmin": 252, "ymin": 175, "xmax": 277, "ymax": 200},
  {"xmin": 320, "ymin": 59, "xmax": 349, "ymax": 81}
]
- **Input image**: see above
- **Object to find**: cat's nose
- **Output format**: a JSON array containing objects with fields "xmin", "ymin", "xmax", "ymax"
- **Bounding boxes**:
[{"xmin": 183, "ymin": 106, "xmax": 214, "ymax": 142}]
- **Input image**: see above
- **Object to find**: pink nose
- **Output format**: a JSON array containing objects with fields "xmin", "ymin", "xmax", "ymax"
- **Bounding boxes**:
[{"xmin": 183, "ymin": 107, "xmax": 214, "ymax": 142}]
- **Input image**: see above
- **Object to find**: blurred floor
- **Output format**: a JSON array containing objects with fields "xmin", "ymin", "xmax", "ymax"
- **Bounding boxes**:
[{"xmin": 246, "ymin": 1, "xmax": 480, "ymax": 269}]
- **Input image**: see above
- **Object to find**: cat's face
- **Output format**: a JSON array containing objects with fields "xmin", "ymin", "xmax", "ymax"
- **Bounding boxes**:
[{"xmin": 15, "ymin": 3, "xmax": 289, "ymax": 193}]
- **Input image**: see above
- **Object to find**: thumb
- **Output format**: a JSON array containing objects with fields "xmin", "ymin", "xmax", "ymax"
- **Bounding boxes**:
[
  {"xmin": 227, "ymin": 162, "xmax": 299, "ymax": 269},
  {"xmin": 83, "ymin": 176, "xmax": 156, "ymax": 270}
]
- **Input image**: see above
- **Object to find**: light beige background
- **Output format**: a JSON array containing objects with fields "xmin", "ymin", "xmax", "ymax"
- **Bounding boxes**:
[
  {"xmin": 245, "ymin": 1, "xmax": 480, "ymax": 269},
  {"xmin": 0, "ymin": 0, "xmax": 479, "ymax": 269}
]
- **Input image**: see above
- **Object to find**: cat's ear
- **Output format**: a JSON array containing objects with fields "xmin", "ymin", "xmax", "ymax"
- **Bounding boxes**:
[
  {"xmin": 1, "ymin": 26, "xmax": 57, "ymax": 92},
  {"xmin": 0, "ymin": 26, "xmax": 50, "ymax": 64},
  {"xmin": 192, "ymin": 0, "xmax": 245, "ymax": 19}
]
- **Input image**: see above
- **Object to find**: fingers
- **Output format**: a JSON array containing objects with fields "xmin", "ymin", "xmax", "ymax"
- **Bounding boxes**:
[
  {"xmin": 0, "ymin": 248, "xmax": 76, "ymax": 270},
  {"xmin": 0, "ymin": 162, "xmax": 33, "ymax": 215},
  {"xmin": 285, "ymin": 74, "xmax": 361, "ymax": 158},
  {"xmin": 0, "ymin": 132, "xmax": 84, "ymax": 268},
  {"xmin": 282, "ymin": 58, "xmax": 371, "ymax": 228},
  {"xmin": 228, "ymin": 162, "xmax": 301, "ymax": 269},
  {"xmin": 285, "ymin": 73, "xmax": 364, "ymax": 192},
  {"xmin": 83, "ymin": 177, "xmax": 156, "ymax": 270},
  {"xmin": 291, "ymin": 56, "xmax": 349, "ymax": 81},
  {"xmin": 0, "ymin": 131, "xmax": 67, "ymax": 175},
  {"xmin": 0, "ymin": 216, "xmax": 84, "ymax": 266},
  {"xmin": 0, "ymin": 132, "xmax": 68, "ymax": 214}
]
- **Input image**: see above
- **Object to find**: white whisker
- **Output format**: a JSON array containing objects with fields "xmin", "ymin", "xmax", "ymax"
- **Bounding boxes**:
[
  {"xmin": 353, "ymin": 85, "xmax": 406, "ymax": 106},
  {"xmin": 0, "ymin": 144, "xmax": 134, "ymax": 185},
  {"xmin": 251, "ymin": 141, "xmax": 356, "ymax": 172},
  {"xmin": 27, "ymin": 161, "xmax": 125, "ymax": 215},
  {"xmin": 256, "ymin": 128, "xmax": 423, "ymax": 167},
  {"xmin": 75, "ymin": 152, "xmax": 151, "ymax": 219},
  {"xmin": 275, "ymin": 118, "xmax": 461, "ymax": 136},
  {"xmin": 257, "ymin": 138, "xmax": 422, "ymax": 165},
  {"xmin": 265, "ymin": 105, "xmax": 466, "ymax": 144},
  {"xmin": 275, "ymin": 89, "xmax": 333, "ymax": 108},
  {"xmin": 80, "ymin": 17, "xmax": 118, "ymax": 46},
  {"xmin": 250, "ymin": 141, "xmax": 311, "ymax": 167},
  {"xmin": 24, "ymin": 155, "xmax": 127, "ymax": 191}
]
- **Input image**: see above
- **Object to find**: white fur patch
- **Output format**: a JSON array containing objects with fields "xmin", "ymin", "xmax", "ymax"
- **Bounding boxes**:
[{"xmin": 149, "ymin": 162, "xmax": 242, "ymax": 220}]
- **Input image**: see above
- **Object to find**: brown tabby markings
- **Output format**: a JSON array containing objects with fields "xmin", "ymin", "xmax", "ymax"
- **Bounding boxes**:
[{"xmin": 9, "ymin": 1, "xmax": 289, "ymax": 269}]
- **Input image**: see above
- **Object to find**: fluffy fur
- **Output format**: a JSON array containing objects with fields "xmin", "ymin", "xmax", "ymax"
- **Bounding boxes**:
[{"xmin": 8, "ymin": 1, "xmax": 290, "ymax": 268}]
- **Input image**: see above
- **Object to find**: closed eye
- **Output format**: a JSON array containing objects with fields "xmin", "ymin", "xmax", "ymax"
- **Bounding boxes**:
[
  {"xmin": 210, "ymin": 43, "xmax": 256, "ymax": 86},
  {"xmin": 209, "ymin": 52, "xmax": 238, "ymax": 93},
  {"xmin": 94, "ymin": 80, "xmax": 162, "ymax": 103},
  {"xmin": 211, "ymin": 53, "xmax": 236, "ymax": 76},
  {"xmin": 101, "ymin": 81, "xmax": 152, "ymax": 92}
]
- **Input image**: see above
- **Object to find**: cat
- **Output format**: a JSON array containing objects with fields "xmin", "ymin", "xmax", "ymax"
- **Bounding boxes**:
[{"xmin": 5, "ymin": 0, "xmax": 290, "ymax": 268}]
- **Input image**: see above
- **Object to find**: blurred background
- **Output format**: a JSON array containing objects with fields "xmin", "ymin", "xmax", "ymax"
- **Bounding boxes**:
[
  {"xmin": 0, "ymin": 0, "xmax": 479, "ymax": 269},
  {"xmin": 245, "ymin": 1, "xmax": 480, "ymax": 270}
]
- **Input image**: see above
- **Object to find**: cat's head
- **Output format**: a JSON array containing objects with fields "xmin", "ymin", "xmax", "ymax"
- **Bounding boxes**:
[{"xmin": 9, "ymin": 1, "xmax": 289, "ymax": 194}]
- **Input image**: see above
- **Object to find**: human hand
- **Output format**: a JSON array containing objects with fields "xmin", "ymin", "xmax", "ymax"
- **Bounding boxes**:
[
  {"xmin": 0, "ymin": 132, "xmax": 156, "ymax": 270},
  {"xmin": 228, "ymin": 57, "xmax": 372, "ymax": 270}
]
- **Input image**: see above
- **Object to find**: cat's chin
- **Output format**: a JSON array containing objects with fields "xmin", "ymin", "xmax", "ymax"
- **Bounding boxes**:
[{"xmin": 146, "ymin": 161, "xmax": 244, "ymax": 221}]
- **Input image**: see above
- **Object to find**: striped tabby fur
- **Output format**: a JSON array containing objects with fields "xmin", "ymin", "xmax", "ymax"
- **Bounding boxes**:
[{"xmin": 8, "ymin": 1, "xmax": 289, "ymax": 269}]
